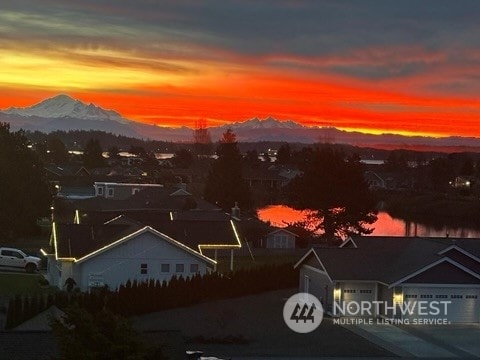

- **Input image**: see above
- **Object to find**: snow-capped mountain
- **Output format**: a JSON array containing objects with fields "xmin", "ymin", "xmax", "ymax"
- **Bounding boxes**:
[
  {"xmin": 3, "ymin": 94, "xmax": 127, "ymax": 123},
  {"xmin": 4, "ymin": 94, "xmax": 480, "ymax": 150},
  {"xmin": 222, "ymin": 117, "xmax": 304, "ymax": 130}
]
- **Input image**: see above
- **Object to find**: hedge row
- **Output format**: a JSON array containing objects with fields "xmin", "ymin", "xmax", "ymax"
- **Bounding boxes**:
[{"xmin": 6, "ymin": 263, "xmax": 297, "ymax": 329}]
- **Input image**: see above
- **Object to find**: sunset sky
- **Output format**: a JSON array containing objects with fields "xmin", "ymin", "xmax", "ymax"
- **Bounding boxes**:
[{"xmin": 1, "ymin": 1, "xmax": 480, "ymax": 137}]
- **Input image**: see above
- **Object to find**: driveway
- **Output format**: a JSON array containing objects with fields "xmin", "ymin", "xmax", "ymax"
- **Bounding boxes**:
[
  {"xmin": 399, "ymin": 324, "xmax": 480, "ymax": 358},
  {"xmin": 134, "ymin": 289, "xmax": 393, "ymax": 359},
  {"xmin": 346, "ymin": 322, "xmax": 480, "ymax": 358}
]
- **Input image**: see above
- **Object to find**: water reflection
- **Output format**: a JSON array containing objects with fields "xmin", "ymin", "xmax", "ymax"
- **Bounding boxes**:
[{"xmin": 257, "ymin": 205, "xmax": 480, "ymax": 238}]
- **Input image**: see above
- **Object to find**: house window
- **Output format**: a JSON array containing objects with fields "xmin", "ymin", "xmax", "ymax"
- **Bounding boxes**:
[
  {"xmin": 97, "ymin": 187, "xmax": 103, "ymax": 196},
  {"xmin": 107, "ymin": 188, "xmax": 114, "ymax": 197},
  {"xmin": 304, "ymin": 275, "xmax": 310, "ymax": 293},
  {"xmin": 274, "ymin": 235, "xmax": 288, "ymax": 248},
  {"xmin": 343, "ymin": 289, "xmax": 356, "ymax": 293},
  {"xmin": 161, "ymin": 264, "xmax": 170, "ymax": 273},
  {"xmin": 140, "ymin": 263, "xmax": 147, "ymax": 274},
  {"xmin": 176, "ymin": 264, "xmax": 184, "ymax": 273},
  {"xmin": 359, "ymin": 289, "xmax": 372, "ymax": 294},
  {"xmin": 190, "ymin": 264, "xmax": 199, "ymax": 273}
]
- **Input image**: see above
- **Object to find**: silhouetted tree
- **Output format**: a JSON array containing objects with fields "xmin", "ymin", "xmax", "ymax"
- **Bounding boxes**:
[
  {"xmin": 107, "ymin": 145, "xmax": 120, "ymax": 160},
  {"xmin": 204, "ymin": 129, "xmax": 252, "ymax": 210},
  {"xmin": 0, "ymin": 123, "xmax": 51, "ymax": 238},
  {"xmin": 244, "ymin": 150, "xmax": 260, "ymax": 167},
  {"xmin": 276, "ymin": 143, "xmax": 291, "ymax": 164},
  {"xmin": 384, "ymin": 150, "xmax": 409, "ymax": 171},
  {"xmin": 50, "ymin": 305, "xmax": 149, "ymax": 360},
  {"xmin": 172, "ymin": 148, "xmax": 194, "ymax": 168},
  {"xmin": 193, "ymin": 119, "xmax": 213, "ymax": 155},
  {"xmin": 287, "ymin": 147, "xmax": 377, "ymax": 244},
  {"xmin": 47, "ymin": 137, "xmax": 69, "ymax": 164},
  {"xmin": 83, "ymin": 138, "xmax": 104, "ymax": 168}
]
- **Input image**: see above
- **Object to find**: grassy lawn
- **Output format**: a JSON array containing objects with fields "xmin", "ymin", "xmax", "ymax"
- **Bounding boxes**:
[{"xmin": 0, "ymin": 272, "xmax": 55, "ymax": 296}]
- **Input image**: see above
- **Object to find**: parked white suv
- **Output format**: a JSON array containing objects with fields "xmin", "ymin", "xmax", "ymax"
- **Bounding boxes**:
[{"xmin": 0, "ymin": 247, "xmax": 42, "ymax": 273}]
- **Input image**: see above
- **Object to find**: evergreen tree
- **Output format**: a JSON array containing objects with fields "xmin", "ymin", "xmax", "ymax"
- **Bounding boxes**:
[
  {"xmin": 204, "ymin": 129, "xmax": 252, "ymax": 210},
  {"xmin": 172, "ymin": 148, "xmax": 194, "ymax": 168},
  {"xmin": 107, "ymin": 145, "xmax": 120, "ymax": 160},
  {"xmin": 287, "ymin": 146, "xmax": 377, "ymax": 244},
  {"xmin": 276, "ymin": 143, "xmax": 291, "ymax": 164},
  {"xmin": 0, "ymin": 123, "xmax": 51, "ymax": 238},
  {"xmin": 83, "ymin": 138, "xmax": 104, "ymax": 168},
  {"xmin": 47, "ymin": 137, "xmax": 69, "ymax": 164},
  {"xmin": 50, "ymin": 305, "xmax": 148, "ymax": 360}
]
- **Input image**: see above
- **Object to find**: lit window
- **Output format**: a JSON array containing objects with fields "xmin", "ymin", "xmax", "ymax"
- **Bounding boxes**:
[
  {"xmin": 140, "ymin": 263, "xmax": 147, "ymax": 274},
  {"xmin": 190, "ymin": 264, "xmax": 199, "ymax": 273}
]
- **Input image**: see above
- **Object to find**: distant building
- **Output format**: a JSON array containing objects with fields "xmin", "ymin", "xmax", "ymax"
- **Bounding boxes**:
[
  {"xmin": 266, "ymin": 228, "xmax": 298, "ymax": 249},
  {"xmin": 94, "ymin": 182, "xmax": 163, "ymax": 200}
]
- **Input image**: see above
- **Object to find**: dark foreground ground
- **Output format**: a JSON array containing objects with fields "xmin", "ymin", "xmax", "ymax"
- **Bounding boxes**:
[{"xmin": 134, "ymin": 288, "xmax": 393, "ymax": 359}]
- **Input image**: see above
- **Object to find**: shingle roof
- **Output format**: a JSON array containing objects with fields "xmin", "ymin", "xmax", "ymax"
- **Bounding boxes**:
[
  {"xmin": 105, "ymin": 211, "xmax": 242, "ymax": 249},
  {"xmin": 54, "ymin": 209, "xmax": 241, "ymax": 258},
  {"xmin": 55, "ymin": 222, "xmax": 142, "ymax": 258},
  {"xmin": 66, "ymin": 187, "xmax": 219, "ymax": 213},
  {"xmin": 297, "ymin": 236, "xmax": 480, "ymax": 285}
]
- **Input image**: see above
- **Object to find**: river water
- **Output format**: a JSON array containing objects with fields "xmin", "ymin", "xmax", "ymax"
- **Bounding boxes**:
[{"xmin": 256, "ymin": 205, "xmax": 480, "ymax": 238}]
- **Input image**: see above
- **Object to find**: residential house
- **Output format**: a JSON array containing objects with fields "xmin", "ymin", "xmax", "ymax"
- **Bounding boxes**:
[
  {"xmin": 266, "ymin": 228, "xmax": 298, "ymax": 249},
  {"xmin": 295, "ymin": 236, "xmax": 480, "ymax": 323},
  {"xmin": 94, "ymin": 182, "xmax": 164, "ymax": 200},
  {"xmin": 364, "ymin": 171, "xmax": 387, "ymax": 189},
  {"xmin": 75, "ymin": 210, "xmax": 243, "ymax": 271},
  {"xmin": 43, "ymin": 219, "xmax": 215, "ymax": 292}
]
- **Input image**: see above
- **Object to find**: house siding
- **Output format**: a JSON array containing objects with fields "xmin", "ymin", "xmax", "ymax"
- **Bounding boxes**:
[
  {"xmin": 299, "ymin": 265, "xmax": 333, "ymax": 308},
  {"xmin": 73, "ymin": 231, "xmax": 208, "ymax": 291},
  {"xmin": 266, "ymin": 231, "xmax": 296, "ymax": 249},
  {"xmin": 377, "ymin": 283, "xmax": 395, "ymax": 318}
]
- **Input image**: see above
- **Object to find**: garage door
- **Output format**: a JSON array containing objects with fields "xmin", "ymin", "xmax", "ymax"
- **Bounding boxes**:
[
  {"xmin": 403, "ymin": 287, "xmax": 480, "ymax": 323},
  {"xmin": 341, "ymin": 283, "xmax": 376, "ymax": 316}
]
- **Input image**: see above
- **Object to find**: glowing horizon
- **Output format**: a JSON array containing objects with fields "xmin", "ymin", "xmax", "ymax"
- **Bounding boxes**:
[{"xmin": 1, "ymin": 1, "xmax": 480, "ymax": 139}]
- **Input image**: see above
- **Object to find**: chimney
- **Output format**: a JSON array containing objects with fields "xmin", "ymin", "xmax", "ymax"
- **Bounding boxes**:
[{"xmin": 231, "ymin": 202, "xmax": 240, "ymax": 219}]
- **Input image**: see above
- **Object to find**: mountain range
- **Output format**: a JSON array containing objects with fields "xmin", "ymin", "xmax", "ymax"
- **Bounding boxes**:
[{"xmin": 2, "ymin": 94, "xmax": 480, "ymax": 151}]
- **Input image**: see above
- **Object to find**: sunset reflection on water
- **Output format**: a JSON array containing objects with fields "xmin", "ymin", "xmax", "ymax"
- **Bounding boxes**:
[{"xmin": 256, "ymin": 205, "xmax": 480, "ymax": 238}]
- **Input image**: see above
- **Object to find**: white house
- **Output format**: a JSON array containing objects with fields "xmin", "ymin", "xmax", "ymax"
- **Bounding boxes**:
[
  {"xmin": 295, "ymin": 236, "xmax": 480, "ymax": 324},
  {"xmin": 42, "ymin": 221, "xmax": 215, "ymax": 292}
]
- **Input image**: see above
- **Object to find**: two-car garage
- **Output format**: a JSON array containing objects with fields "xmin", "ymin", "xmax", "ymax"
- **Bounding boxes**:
[{"xmin": 402, "ymin": 286, "xmax": 480, "ymax": 323}]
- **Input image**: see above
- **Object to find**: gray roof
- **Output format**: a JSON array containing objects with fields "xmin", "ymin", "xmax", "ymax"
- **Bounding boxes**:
[
  {"xmin": 55, "ymin": 222, "xmax": 142, "ymax": 258},
  {"xmin": 297, "ymin": 236, "xmax": 480, "ymax": 285},
  {"xmin": 53, "ymin": 209, "xmax": 241, "ymax": 258}
]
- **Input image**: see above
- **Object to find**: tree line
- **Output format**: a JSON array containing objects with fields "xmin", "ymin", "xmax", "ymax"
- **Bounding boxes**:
[{"xmin": 5, "ymin": 263, "xmax": 297, "ymax": 329}]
